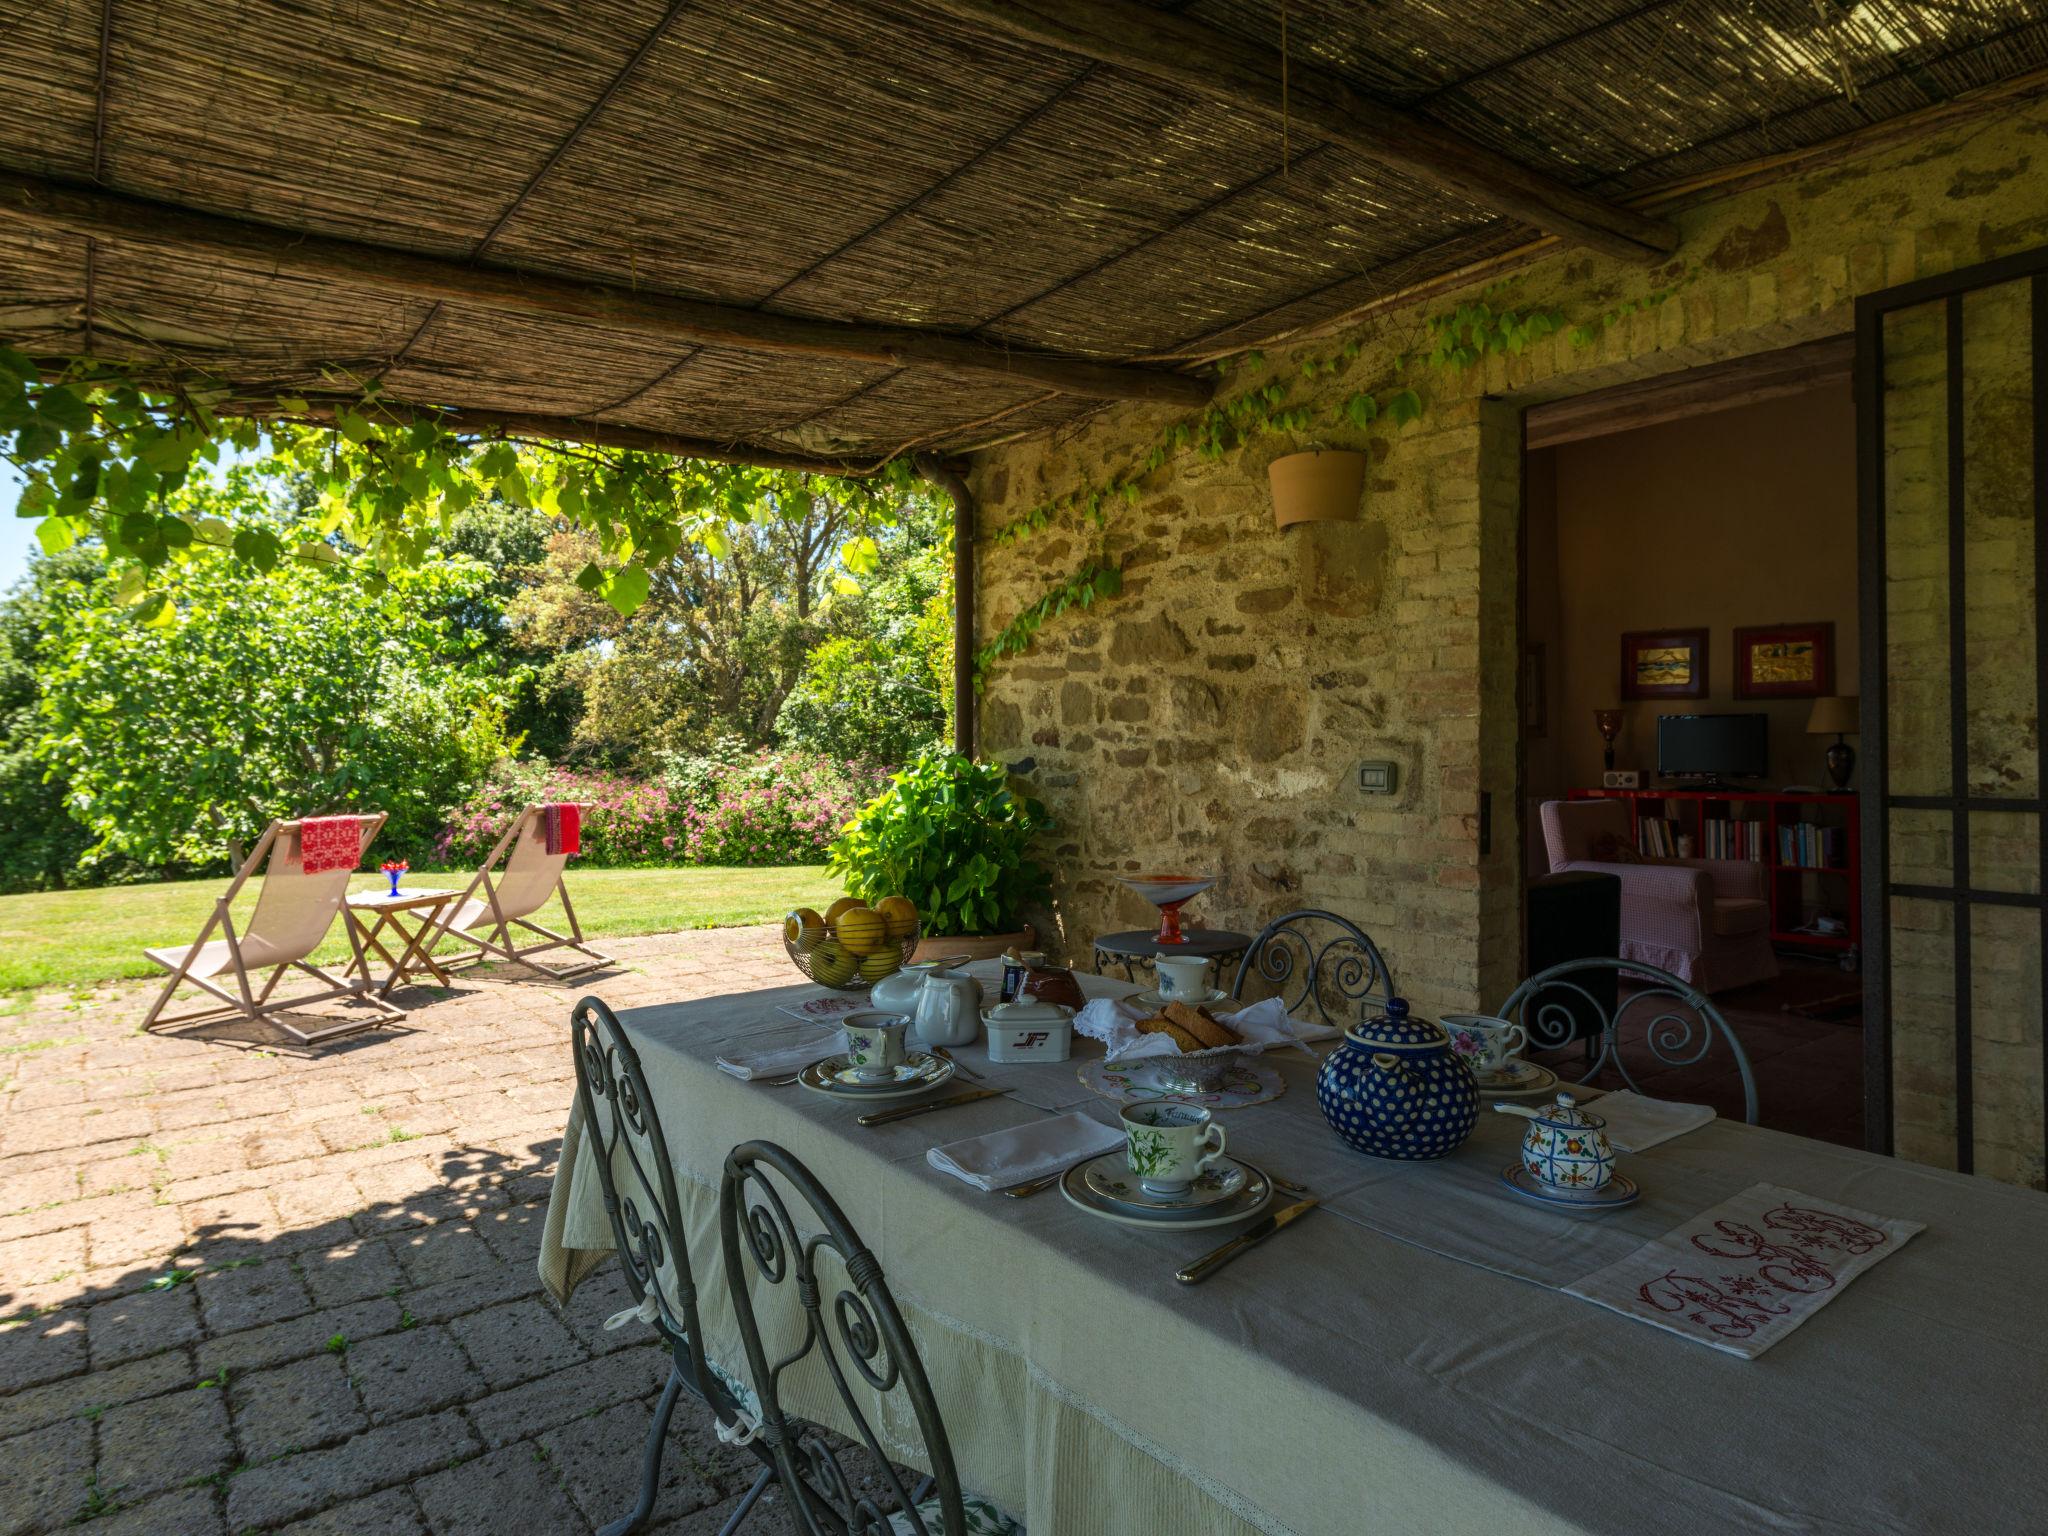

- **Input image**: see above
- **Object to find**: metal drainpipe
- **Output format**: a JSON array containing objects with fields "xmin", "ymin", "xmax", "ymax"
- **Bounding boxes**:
[{"xmin": 914, "ymin": 454, "xmax": 976, "ymax": 758}]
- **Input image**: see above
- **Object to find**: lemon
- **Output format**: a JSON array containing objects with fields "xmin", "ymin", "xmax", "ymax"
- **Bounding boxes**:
[
  {"xmin": 876, "ymin": 895, "xmax": 919, "ymax": 942},
  {"xmin": 859, "ymin": 951, "xmax": 900, "ymax": 982},
  {"xmin": 825, "ymin": 896, "xmax": 864, "ymax": 926},
  {"xmin": 836, "ymin": 906, "xmax": 889, "ymax": 956},
  {"xmin": 810, "ymin": 939, "xmax": 857, "ymax": 987},
  {"xmin": 783, "ymin": 907, "xmax": 825, "ymax": 953}
]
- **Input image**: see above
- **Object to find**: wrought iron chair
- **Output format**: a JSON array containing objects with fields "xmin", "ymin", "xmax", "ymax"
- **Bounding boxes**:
[
  {"xmin": 1227, "ymin": 909, "xmax": 1396, "ymax": 1026},
  {"xmin": 1498, "ymin": 957, "xmax": 1760, "ymax": 1124},
  {"xmin": 570, "ymin": 997, "xmax": 775, "ymax": 1536},
  {"xmin": 721, "ymin": 1140, "xmax": 1024, "ymax": 1536}
]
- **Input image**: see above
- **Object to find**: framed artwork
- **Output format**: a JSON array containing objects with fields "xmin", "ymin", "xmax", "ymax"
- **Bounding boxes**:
[
  {"xmin": 1735, "ymin": 621, "xmax": 1835, "ymax": 698},
  {"xmin": 1620, "ymin": 628, "xmax": 1708, "ymax": 700},
  {"xmin": 1522, "ymin": 642, "xmax": 1547, "ymax": 738}
]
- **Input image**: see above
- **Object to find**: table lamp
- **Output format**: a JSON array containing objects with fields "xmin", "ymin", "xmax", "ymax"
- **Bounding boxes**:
[
  {"xmin": 1593, "ymin": 708, "xmax": 1625, "ymax": 771},
  {"xmin": 1807, "ymin": 696, "xmax": 1860, "ymax": 789}
]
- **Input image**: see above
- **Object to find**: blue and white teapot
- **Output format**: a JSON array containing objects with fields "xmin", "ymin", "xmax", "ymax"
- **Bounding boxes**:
[{"xmin": 1315, "ymin": 997, "xmax": 1480, "ymax": 1160}]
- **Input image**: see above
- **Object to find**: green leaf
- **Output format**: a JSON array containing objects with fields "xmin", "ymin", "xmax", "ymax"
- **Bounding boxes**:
[
  {"xmin": 0, "ymin": 346, "xmax": 35, "ymax": 383},
  {"xmin": 34, "ymin": 516, "xmax": 77, "ymax": 556},
  {"xmin": 603, "ymin": 565, "xmax": 651, "ymax": 617},
  {"xmin": 133, "ymin": 592, "xmax": 175, "ymax": 627},
  {"xmin": 573, "ymin": 561, "xmax": 607, "ymax": 593},
  {"xmin": 1387, "ymin": 388, "xmax": 1424, "ymax": 427}
]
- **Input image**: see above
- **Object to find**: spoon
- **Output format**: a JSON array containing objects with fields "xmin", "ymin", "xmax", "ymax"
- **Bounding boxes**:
[{"xmin": 931, "ymin": 1046, "xmax": 983, "ymax": 1083}]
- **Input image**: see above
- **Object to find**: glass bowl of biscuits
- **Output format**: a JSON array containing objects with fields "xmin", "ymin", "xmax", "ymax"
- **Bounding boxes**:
[{"xmin": 1120, "ymin": 999, "xmax": 1252, "ymax": 1093}]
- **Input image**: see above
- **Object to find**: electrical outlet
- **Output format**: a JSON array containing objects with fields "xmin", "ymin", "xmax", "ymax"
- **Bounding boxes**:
[{"xmin": 1358, "ymin": 760, "xmax": 1398, "ymax": 795}]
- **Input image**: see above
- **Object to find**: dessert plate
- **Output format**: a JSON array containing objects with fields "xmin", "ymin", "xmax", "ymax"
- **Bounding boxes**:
[
  {"xmin": 798, "ymin": 1052, "xmax": 954, "ymax": 1103},
  {"xmin": 1499, "ymin": 1164, "xmax": 1640, "ymax": 1210},
  {"xmin": 1475, "ymin": 1061, "xmax": 1560, "ymax": 1098},
  {"xmin": 1129, "ymin": 987, "xmax": 1235, "ymax": 1011},
  {"xmin": 1081, "ymin": 1153, "xmax": 1250, "ymax": 1216},
  {"xmin": 1061, "ymin": 1158, "xmax": 1272, "ymax": 1231}
]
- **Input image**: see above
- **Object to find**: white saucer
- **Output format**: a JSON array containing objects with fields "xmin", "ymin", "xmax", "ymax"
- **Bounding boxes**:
[
  {"xmin": 1061, "ymin": 1158, "xmax": 1272, "ymax": 1231},
  {"xmin": 1499, "ymin": 1165, "xmax": 1640, "ymax": 1210},
  {"xmin": 798, "ymin": 1052, "xmax": 954, "ymax": 1103},
  {"xmin": 1081, "ymin": 1153, "xmax": 1250, "ymax": 1216},
  {"xmin": 1130, "ymin": 987, "xmax": 1234, "ymax": 1011},
  {"xmin": 1475, "ymin": 1061, "xmax": 1560, "ymax": 1098}
]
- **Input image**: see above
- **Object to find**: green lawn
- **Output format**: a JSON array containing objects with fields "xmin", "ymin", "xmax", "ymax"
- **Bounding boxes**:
[{"xmin": 0, "ymin": 866, "xmax": 833, "ymax": 993}]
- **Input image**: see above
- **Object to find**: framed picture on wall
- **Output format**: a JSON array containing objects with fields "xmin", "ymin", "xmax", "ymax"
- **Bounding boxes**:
[
  {"xmin": 1735, "ymin": 621, "xmax": 1836, "ymax": 698},
  {"xmin": 1620, "ymin": 628, "xmax": 1708, "ymax": 700}
]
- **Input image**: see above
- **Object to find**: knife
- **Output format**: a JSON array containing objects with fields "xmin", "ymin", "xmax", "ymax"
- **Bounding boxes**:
[
  {"xmin": 1174, "ymin": 1196, "xmax": 1321, "ymax": 1285},
  {"xmin": 856, "ymin": 1088, "xmax": 1003, "ymax": 1127}
]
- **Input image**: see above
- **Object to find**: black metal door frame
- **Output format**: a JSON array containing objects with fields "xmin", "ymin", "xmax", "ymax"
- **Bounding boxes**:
[{"xmin": 1857, "ymin": 244, "xmax": 2048, "ymax": 1172}]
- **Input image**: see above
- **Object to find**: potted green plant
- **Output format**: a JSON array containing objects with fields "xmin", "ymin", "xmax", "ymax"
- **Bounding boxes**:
[{"xmin": 827, "ymin": 752, "xmax": 1051, "ymax": 961}]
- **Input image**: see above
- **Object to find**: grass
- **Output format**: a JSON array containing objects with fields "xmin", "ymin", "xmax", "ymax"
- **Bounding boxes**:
[{"xmin": 0, "ymin": 865, "xmax": 831, "ymax": 993}]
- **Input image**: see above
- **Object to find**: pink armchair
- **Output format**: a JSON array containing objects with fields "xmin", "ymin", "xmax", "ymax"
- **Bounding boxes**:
[{"xmin": 1538, "ymin": 800, "xmax": 1778, "ymax": 994}]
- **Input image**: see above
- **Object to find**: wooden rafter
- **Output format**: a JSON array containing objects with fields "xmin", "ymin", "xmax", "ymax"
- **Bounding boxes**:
[
  {"xmin": 0, "ymin": 170, "xmax": 1213, "ymax": 407},
  {"xmin": 918, "ymin": 0, "xmax": 1679, "ymax": 263}
]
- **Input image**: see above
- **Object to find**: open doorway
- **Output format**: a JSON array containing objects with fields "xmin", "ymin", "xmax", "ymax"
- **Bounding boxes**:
[{"xmin": 1518, "ymin": 339, "xmax": 1864, "ymax": 1148}]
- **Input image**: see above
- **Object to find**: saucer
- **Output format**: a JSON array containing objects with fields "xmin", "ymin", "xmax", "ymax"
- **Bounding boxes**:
[
  {"xmin": 1499, "ymin": 1164, "xmax": 1640, "ymax": 1210},
  {"xmin": 1129, "ymin": 987, "xmax": 1234, "ymax": 1011},
  {"xmin": 1474, "ymin": 1061, "xmax": 1560, "ymax": 1098},
  {"xmin": 798, "ymin": 1052, "xmax": 954, "ymax": 1103},
  {"xmin": 1061, "ymin": 1159, "xmax": 1272, "ymax": 1231},
  {"xmin": 1081, "ymin": 1153, "xmax": 1250, "ymax": 1216}
]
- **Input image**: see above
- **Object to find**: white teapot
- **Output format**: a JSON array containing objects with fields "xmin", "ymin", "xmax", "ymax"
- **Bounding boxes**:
[{"xmin": 909, "ymin": 965, "xmax": 984, "ymax": 1049}]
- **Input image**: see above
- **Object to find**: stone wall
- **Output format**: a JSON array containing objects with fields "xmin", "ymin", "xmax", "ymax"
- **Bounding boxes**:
[{"xmin": 965, "ymin": 93, "xmax": 2048, "ymax": 1184}]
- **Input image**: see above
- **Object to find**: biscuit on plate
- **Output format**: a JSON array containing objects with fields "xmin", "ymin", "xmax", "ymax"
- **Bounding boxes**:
[
  {"xmin": 1136, "ymin": 1015, "xmax": 1206, "ymax": 1053},
  {"xmin": 1165, "ymin": 1001, "xmax": 1239, "ymax": 1049}
]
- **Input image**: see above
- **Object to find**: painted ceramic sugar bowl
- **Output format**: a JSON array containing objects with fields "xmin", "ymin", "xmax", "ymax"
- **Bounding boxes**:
[
  {"xmin": 1494, "ymin": 1093, "xmax": 1615, "ymax": 1194},
  {"xmin": 1316, "ymin": 997, "xmax": 1480, "ymax": 1160}
]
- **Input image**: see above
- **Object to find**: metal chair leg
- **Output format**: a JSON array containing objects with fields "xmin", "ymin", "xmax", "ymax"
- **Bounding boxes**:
[
  {"xmin": 716, "ymin": 1467, "xmax": 774, "ymax": 1536},
  {"xmin": 601, "ymin": 1365, "xmax": 684, "ymax": 1536}
]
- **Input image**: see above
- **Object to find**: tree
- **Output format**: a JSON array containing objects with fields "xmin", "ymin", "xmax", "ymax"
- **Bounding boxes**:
[{"xmin": 0, "ymin": 546, "xmax": 101, "ymax": 890}]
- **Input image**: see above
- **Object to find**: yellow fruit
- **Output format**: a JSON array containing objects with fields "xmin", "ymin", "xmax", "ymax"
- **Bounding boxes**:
[
  {"xmin": 859, "ymin": 951, "xmax": 900, "ymax": 982},
  {"xmin": 824, "ymin": 896, "xmax": 864, "ymax": 926},
  {"xmin": 876, "ymin": 895, "xmax": 919, "ymax": 942},
  {"xmin": 836, "ymin": 906, "xmax": 889, "ymax": 956},
  {"xmin": 783, "ymin": 907, "xmax": 825, "ymax": 952},
  {"xmin": 810, "ymin": 940, "xmax": 857, "ymax": 987}
]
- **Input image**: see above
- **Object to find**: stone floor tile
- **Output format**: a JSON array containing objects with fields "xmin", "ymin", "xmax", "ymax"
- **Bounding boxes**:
[
  {"xmin": 300, "ymin": 1236, "xmax": 405, "ymax": 1310},
  {"xmin": 346, "ymin": 1325, "xmax": 486, "ymax": 1424},
  {"xmin": 466, "ymin": 1346, "xmax": 667, "ymax": 1449},
  {"xmin": 90, "ymin": 1485, "xmax": 227, "ymax": 1536},
  {"xmin": 445, "ymin": 1297, "xmax": 587, "ymax": 1391},
  {"xmin": 540, "ymin": 1396, "xmax": 724, "ymax": 1530},
  {"xmin": 230, "ymin": 1352, "xmax": 366, "ymax": 1462},
  {"xmin": 399, "ymin": 1263, "xmax": 539, "ymax": 1326},
  {"xmin": 85, "ymin": 1203, "xmax": 192, "ymax": 1271},
  {"xmin": 224, "ymin": 1408, "xmax": 477, "ymax": 1532},
  {"xmin": 388, "ymin": 1225, "xmax": 497, "ymax": 1289},
  {"xmin": 0, "ymin": 1226, "xmax": 87, "ymax": 1290},
  {"xmin": 0, "ymin": 1347, "xmax": 190, "ymax": 1442},
  {"xmin": 97, "ymin": 1378, "xmax": 232, "ymax": 1503},
  {"xmin": 413, "ymin": 1441, "xmax": 584, "ymax": 1536},
  {"xmin": 1, "ymin": 1163, "xmax": 81, "ymax": 1216},
  {"xmin": 0, "ymin": 1313, "xmax": 86, "ymax": 1393},
  {"xmin": 0, "ymin": 1417, "xmax": 95, "ymax": 1536},
  {"xmin": 196, "ymin": 1297, "xmax": 404, "ymax": 1379},
  {"xmin": 271, "ymin": 1486, "xmax": 428, "ymax": 1535},
  {"xmin": 469, "ymin": 1202, "xmax": 547, "ymax": 1270},
  {"xmin": 87, "ymin": 1283, "xmax": 201, "ymax": 1368},
  {"xmin": 176, "ymin": 1190, "xmax": 281, "ymax": 1263},
  {"xmin": 195, "ymin": 1255, "xmax": 315, "ymax": 1334}
]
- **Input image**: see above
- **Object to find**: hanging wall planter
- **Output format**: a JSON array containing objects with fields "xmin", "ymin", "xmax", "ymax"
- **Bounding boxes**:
[{"xmin": 1268, "ymin": 448, "xmax": 1366, "ymax": 531}]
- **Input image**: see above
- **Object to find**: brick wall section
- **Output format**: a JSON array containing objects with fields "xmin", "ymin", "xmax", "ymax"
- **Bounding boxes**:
[{"xmin": 966, "ymin": 94, "xmax": 2048, "ymax": 1183}]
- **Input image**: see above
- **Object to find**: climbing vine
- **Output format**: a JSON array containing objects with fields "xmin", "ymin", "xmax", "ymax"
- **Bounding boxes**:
[{"xmin": 973, "ymin": 559, "xmax": 1123, "ymax": 684}]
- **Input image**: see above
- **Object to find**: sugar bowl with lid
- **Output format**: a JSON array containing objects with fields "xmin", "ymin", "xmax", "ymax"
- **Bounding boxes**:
[{"xmin": 1493, "ymin": 1092, "xmax": 1615, "ymax": 1194}]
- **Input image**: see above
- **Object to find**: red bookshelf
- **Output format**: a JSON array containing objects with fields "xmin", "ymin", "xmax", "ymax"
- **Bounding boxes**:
[{"xmin": 1567, "ymin": 787, "xmax": 1861, "ymax": 956}]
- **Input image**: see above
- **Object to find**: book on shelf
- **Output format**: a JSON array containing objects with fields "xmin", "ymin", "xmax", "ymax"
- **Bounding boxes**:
[
  {"xmin": 1777, "ymin": 821, "xmax": 1847, "ymax": 870},
  {"xmin": 1700, "ymin": 816, "xmax": 1766, "ymax": 862}
]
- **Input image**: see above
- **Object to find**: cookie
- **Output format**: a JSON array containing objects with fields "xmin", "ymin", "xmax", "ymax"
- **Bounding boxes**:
[
  {"xmin": 1136, "ymin": 1015, "xmax": 1205, "ymax": 1053},
  {"xmin": 1165, "ymin": 1001, "xmax": 1239, "ymax": 1049}
]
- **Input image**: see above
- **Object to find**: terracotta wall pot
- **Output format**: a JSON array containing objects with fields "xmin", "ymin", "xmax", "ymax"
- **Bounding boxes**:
[
  {"xmin": 912, "ymin": 926, "xmax": 1036, "ymax": 965},
  {"xmin": 1268, "ymin": 448, "xmax": 1366, "ymax": 530}
]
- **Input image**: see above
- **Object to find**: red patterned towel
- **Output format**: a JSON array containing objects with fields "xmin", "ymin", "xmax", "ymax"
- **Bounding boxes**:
[
  {"xmin": 295, "ymin": 816, "xmax": 364, "ymax": 875},
  {"xmin": 543, "ymin": 803, "xmax": 581, "ymax": 857}
]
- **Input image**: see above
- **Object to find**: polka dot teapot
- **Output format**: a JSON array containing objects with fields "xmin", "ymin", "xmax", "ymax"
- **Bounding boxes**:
[{"xmin": 1315, "ymin": 998, "xmax": 1480, "ymax": 1161}]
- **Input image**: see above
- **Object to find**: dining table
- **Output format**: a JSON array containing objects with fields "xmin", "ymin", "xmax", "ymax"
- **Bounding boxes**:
[{"xmin": 538, "ymin": 961, "xmax": 2048, "ymax": 1536}]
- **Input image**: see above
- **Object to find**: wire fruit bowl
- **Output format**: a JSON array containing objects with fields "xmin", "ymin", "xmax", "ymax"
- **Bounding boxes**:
[{"xmin": 783, "ymin": 920, "xmax": 922, "ymax": 994}]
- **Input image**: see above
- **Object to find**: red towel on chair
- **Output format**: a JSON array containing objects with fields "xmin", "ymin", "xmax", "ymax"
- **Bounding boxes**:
[
  {"xmin": 543, "ymin": 803, "xmax": 581, "ymax": 857},
  {"xmin": 296, "ymin": 815, "xmax": 365, "ymax": 874}
]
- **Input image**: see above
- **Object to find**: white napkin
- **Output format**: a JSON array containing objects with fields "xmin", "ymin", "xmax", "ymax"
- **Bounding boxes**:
[
  {"xmin": 1583, "ymin": 1089, "xmax": 1715, "ymax": 1153},
  {"xmin": 715, "ymin": 1030, "xmax": 846, "ymax": 1081},
  {"xmin": 926, "ymin": 1112, "xmax": 1124, "ymax": 1192},
  {"xmin": 1073, "ymin": 995, "xmax": 1336, "ymax": 1062}
]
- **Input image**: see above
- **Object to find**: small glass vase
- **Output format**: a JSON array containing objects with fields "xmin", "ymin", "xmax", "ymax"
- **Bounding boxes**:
[{"xmin": 386, "ymin": 871, "xmax": 403, "ymax": 898}]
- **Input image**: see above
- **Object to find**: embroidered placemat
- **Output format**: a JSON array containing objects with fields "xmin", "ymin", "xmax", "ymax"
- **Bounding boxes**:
[{"xmin": 1564, "ymin": 1181, "xmax": 1924, "ymax": 1358}]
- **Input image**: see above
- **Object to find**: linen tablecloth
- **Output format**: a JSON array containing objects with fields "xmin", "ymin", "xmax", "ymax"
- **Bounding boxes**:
[{"xmin": 541, "ymin": 974, "xmax": 2048, "ymax": 1536}]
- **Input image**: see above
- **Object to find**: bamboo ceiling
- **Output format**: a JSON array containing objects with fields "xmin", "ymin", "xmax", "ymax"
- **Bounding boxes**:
[{"xmin": 1, "ymin": 0, "xmax": 2045, "ymax": 471}]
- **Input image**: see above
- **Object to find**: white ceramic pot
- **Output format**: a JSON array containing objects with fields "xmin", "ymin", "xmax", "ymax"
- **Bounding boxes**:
[
  {"xmin": 1494, "ymin": 1093, "xmax": 1616, "ymax": 1194},
  {"xmin": 984, "ymin": 998, "xmax": 1074, "ymax": 1063},
  {"xmin": 909, "ymin": 967, "xmax": 984, "ymax": 1049}
]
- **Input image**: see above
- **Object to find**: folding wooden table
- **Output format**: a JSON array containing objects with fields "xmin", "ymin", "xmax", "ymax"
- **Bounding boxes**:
[{"xmin": 343, "ymin": 888, "xmax": 460, "ymax": 997}]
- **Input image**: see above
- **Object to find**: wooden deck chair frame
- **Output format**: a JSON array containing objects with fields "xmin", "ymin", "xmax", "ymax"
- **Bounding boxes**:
[
  {"xmin": 141, "ymin": 814, "xmax": 402, "ymax": 1045},
  {"xmin": 427, "ymin": 805, "xmax": 612, "ymax": 980}
]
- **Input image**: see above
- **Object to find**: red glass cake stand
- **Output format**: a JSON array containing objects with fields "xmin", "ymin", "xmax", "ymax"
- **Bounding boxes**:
[{"xmin": 1116, "ymin": 875, "xmax": 1217, "ymax": 945}]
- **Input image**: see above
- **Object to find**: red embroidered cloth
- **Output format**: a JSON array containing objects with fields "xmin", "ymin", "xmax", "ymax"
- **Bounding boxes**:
[
  {"xmin": 543, "ymin": 803, "xmax": 581, "ymax": 857},
  {"xmin": 296, "ymin": 816, "xmax": 364, "ymax": 875}
]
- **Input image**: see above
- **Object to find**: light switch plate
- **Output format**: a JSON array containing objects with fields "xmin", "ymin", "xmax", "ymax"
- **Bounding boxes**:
[{"xmin": 1358, "ymin": 760, "xmax": 1398, "ymax": 795}]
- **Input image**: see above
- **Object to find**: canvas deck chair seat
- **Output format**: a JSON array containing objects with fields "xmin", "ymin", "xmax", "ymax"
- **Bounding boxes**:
[
  {"xmin": 426, "ymin": 804, "xmax": 610, "ymax": 980},
  {"xmin": 142, "ymin": 813, "xmax": 398, "ymax": 1044}
]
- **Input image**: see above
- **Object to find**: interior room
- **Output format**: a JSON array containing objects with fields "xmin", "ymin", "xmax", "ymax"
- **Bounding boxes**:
[{"xmin": 1522, "ymin": 361, "xmax": 1863, "ymax": 1148}]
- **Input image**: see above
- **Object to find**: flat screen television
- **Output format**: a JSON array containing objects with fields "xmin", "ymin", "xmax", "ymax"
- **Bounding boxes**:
[{"xmin": 1657, "ymin": 713, "xmax": 1767, "ymax": 782}]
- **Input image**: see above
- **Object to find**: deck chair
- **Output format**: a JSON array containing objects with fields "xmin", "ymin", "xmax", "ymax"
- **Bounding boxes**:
[
  {"xmin": 141, "ymin": 814, "xmax": 400, "ymax": 1044},
  {"xmin": 424, "ymin": 804, "xmax": 611, "ymax": 979}
]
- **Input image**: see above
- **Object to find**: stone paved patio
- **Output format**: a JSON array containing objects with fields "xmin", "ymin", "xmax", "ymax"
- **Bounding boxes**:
[{"xmin": 0, "ymin": 925, "xmax": 859, "ymax": 1535}]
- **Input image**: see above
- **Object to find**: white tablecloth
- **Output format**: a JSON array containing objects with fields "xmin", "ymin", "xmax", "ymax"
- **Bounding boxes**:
[{"xmin": 540, "ymin": 967, "xmax": 2048, "ymax": 1536}]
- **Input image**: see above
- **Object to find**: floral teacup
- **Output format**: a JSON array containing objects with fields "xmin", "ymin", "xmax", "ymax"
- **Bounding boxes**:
[
  {"xmin": 1121, "ymin": 1102, "xmax": 1227, "ymax": 1195},
  {"xmin": 1154, "ymin": 955, "xmax": 1213, "ymax": 1001},
  {"xmin": 842, "ymin": 1011, "xmax": 909, "ymax": 1081},
  {"xmin": 1441, "ymin": 1014, "xmax": 1528, "ymax": 1079}
]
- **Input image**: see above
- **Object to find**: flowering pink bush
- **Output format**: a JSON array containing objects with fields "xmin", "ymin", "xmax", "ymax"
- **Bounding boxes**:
[{"xmin": 437, "ymin": 751, "xmax": 892, "ymax": 868}]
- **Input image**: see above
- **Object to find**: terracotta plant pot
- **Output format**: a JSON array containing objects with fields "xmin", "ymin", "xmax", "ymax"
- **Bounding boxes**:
[
  {"xmin": 911, "ymin": 926, "xmax": 1036, "ymax": 965},
  {"xmin": 1268, "ymin": 448, "xmax": 1366, "ymax": 530}
]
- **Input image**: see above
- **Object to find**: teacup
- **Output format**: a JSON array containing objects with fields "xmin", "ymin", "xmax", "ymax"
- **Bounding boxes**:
[
  {"xmin": 1441, "ymin": 1014, "xmax": 1528, "ymax": 1079},
  {"xmin": 842, "ymin": 1011, "xmax": 909, "ymax": 1081},
  {"xmin": 1154, "ymin": 955, "xmax": 1213, "ymax": 1001},
  {"xmin": 1120, "ymin": 1102, "xmax": 1227, "ymax": 1195}
]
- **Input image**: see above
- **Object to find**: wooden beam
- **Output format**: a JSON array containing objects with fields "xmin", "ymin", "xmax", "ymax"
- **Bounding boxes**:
[
  {"xmin": 916, "ymin": 453, "xmax": 978, "ymax": 756},
  {"xmin": 0, "ymin": 170, "xmax": 1214, "ymax": 407},
  {"xmin": 919, "ymin": 0, "xmax": 1678, "ymax": 264},
  {"xmin": 1522, "ymin": 334, "xmax": 1852, "ymax": 450}
]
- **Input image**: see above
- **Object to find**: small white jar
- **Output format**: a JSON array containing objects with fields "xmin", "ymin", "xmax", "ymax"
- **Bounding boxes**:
[{"xmin": 983, "ymin": 998, "xmax": 1075, "ymax": 1063}]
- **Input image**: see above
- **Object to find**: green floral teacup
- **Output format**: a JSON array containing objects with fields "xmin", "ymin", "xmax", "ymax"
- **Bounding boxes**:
[
  {"xmin": 1120, "ymin": 1102, "xmax": 1227, "ymax": 1195},
  {"xmin": 842, "ymin": 1011, "xmax": 909, "ymax": 1081}
]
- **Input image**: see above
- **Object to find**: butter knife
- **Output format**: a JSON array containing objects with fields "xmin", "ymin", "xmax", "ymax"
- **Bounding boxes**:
[
  {"xmin": 1174, "ymin": 1196, "xmax": 1321, "ymax": 1285},
  {"xmin": 856, "ymin": 1088, "xmax": 1003, "ymax": 1128}
]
